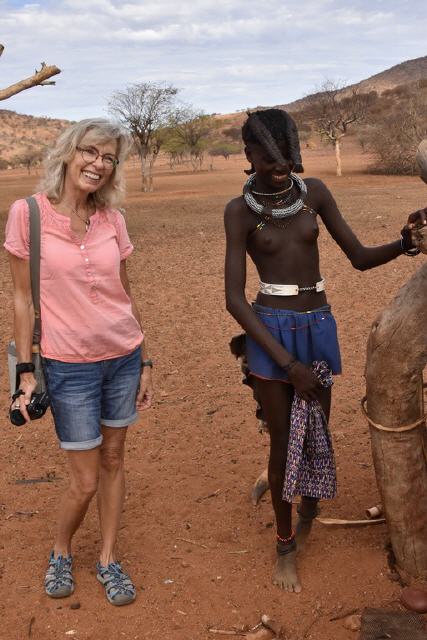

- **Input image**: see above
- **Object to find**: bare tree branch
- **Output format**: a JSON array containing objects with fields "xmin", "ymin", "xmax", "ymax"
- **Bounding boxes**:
[
  {"xmin": 306, "ymin": 79, "xmax": 374, "ymax": 176},
  {"xmin": 109, "ymin": 82, "xmax": 179, "ymax": 192},
  {"xmin": 0, "ymin": 47, "xmax": 61, "ymax": 102}
]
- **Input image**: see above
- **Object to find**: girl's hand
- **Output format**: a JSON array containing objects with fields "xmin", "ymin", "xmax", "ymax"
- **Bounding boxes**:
[
  {"xmin": 15, "ymin": 372, "xmax": 37, "ymax": 422},
  {"xmin": 288, "ymin": 362, "xmax": 322, "ymax": 402},
  {"xmin": 137, "ymin": 368, "xmax": 154, "ymax": 410}
]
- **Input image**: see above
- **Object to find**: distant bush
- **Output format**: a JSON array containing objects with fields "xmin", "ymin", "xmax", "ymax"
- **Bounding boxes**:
[
  {"xmin": 367, "ymin": 92, "xmax": 427, "ymax": 175},
  {"xmin": 0, "ymin": 157, "xmax": 9, "ymax": 170},
  {"xmin": 208, "ymin": 142, "xmax": 242, "ymax": 159}
]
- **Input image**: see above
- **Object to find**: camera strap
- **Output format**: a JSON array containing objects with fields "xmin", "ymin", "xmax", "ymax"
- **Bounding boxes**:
[{"xmin": 27, "ymin": 196, "xmax": 41, "ymax": 345}]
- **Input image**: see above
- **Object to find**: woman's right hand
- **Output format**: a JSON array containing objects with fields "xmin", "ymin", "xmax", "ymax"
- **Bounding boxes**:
[
  {"xmin": 288, "ymin": 362, "xmax": 322, "ymax": 401},
  {"xmin": 15, "ymin": 372, "xmax": 37, "ymax": 422}
]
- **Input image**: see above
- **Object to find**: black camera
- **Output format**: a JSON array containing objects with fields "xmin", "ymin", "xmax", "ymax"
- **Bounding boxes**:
[{"xmin": 9, "ymin": 391, "xmax": 50, "ymax": 426}]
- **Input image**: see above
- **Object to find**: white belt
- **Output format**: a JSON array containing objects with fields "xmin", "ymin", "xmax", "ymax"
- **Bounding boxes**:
[{"xmin": 259, "ymin": 278, "xmax": 325, "ymax": 296}]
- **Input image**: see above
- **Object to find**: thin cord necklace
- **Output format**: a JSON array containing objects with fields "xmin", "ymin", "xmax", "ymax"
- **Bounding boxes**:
[
  {"xmin": 64, "ymin": 202, "xmax": 90, "ymax": 231},
  {"xmin": 251, "ymin": 177, "xmax": 293, "ymax": 196}
]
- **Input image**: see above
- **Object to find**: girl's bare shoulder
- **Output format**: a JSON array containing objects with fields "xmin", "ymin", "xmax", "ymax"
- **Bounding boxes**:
[
  {"xmin": 225, "ymin": 194, "xmax": 247, "ymax": 216},
  {"xmin": 303, "ymin": 176, "xmax": 328, "ymax": 193}
]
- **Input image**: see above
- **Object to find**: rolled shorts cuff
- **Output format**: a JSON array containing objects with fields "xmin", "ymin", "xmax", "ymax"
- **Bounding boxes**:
[
  {"xmin": 101, "ymin": 411, "xmax": 138, "ymax": 428},
  {"xmin": 60, "ymin": 435, "xmax": 103, "ymax": 451}
]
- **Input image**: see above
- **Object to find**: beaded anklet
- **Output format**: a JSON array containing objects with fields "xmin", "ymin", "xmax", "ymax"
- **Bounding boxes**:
[
  {"xmin": 277, "ymin": 531, "xmax": 295, "ymax": 545},
  {"xmin": 276, "ymin": 531, "xmax": 297, "ymax": 556}
]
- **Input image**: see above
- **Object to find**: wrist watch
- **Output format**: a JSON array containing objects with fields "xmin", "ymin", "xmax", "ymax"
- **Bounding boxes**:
[
  {"xmin": 141, "ymin": 359, "xmax": 153, "ymax": 369},
  {"xmin": 16, "ymin": 362, "xmax": 35, "ymax": 374}
]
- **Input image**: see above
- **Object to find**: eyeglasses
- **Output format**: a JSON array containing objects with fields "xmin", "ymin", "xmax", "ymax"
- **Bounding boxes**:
[{"xmin": 76, "ymin": 146, "xmax": 119, "ymax": 169}]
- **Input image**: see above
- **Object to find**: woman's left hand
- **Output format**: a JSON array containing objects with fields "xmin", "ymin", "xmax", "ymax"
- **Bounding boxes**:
[{"xmin": 137, "ymin": 368, "xmax": 154, "ymax": 410}]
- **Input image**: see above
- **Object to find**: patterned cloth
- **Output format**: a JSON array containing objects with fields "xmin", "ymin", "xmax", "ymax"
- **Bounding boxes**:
[{"xmin": 282, "ymin": 361, "xmax": 337, "ymax": 502}]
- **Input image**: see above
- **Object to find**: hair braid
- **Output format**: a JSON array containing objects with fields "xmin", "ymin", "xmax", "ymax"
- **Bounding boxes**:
[{"xmin": 242, "ymin": 109, "xmax": 304, "ymax": 173}]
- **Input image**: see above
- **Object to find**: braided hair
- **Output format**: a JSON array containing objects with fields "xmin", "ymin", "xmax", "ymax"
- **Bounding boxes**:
[{"xmin": 242, "ymin": 109, "xmax": 304, "ymax": 175}]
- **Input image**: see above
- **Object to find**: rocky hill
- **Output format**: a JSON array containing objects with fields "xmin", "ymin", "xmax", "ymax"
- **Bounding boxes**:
[
  {"xmin": 0, "ymin": 110, "xmax": 69, "ymax": 168},
  {"xmin": 283, "ymin": 55, "xmax": 427, "ymax": 112}
]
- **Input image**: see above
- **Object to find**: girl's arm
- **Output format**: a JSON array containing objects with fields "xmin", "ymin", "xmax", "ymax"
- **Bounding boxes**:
[
  {"xmin": 120, "ymin": 260, "xmax": 153, "ymax": 410},
  {"xmin": 9, "ymin": 253, "xmax": 37, "ymax": 421},
  {"xmin": 314, "ymin": 178, "xmax": 426, "ymax": 270},
  {"xmin": 224, "ymin": 200, "xmax": 321, "ymax": 400}
]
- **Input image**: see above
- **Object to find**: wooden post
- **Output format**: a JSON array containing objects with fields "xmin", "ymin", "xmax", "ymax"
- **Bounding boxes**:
[
  {"xmin": 365, "ymin": 140, "xmax": 427, "ymax": 579},
  {"xmin": 365, "ymin": 264, "xmax": 427, "ymax": 579}
]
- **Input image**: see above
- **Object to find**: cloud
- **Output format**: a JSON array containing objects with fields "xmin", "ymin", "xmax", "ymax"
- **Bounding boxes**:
[{"xmin": 1, "ymin": 0, "xmax": 426, "ymax": 119}]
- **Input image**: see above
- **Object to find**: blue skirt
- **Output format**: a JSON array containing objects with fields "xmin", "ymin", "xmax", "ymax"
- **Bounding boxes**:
[{"xmin": 246, "ymin": 304, "xmax": 341, "ymax": 382}]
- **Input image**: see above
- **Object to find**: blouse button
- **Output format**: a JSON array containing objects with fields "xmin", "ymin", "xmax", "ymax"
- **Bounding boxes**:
[
  {"xmin": 80, "ymin": 245, "xmax": 85, "ymax": 250},
  {"xmin": 85, "ymin": 258, "xmax": 89, "ymax": 262}
]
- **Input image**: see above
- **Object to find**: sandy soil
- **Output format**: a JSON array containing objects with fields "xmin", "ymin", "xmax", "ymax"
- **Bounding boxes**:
[{"xmin": 0, "ymin": 145, "xmax": 426, "ymax": 640}]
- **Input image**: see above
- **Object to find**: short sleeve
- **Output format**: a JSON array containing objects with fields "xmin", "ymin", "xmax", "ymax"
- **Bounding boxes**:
[
  {"xmin": 3, "ymin": 199, "xmax": 30, "ymax": 259},
  {"xmin": 108, "ymin": 210, "xmax": 134, "ymax": 260}
]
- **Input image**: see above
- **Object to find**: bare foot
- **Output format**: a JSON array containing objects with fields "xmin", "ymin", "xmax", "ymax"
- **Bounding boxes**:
[{"xmin": 272, "ymin": 549, "xmax": 301, "ymax": 592}]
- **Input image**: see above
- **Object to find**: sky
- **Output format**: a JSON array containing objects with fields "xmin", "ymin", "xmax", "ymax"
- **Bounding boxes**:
[{"xmin": 1, "ymin": 0, "xmax": 426, "ymax": 121}]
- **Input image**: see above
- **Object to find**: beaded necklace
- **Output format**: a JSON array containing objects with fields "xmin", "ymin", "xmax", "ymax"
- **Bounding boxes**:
[{"xmin": 243, "ymin": 172, "xmax": 307, "ymax": 219}]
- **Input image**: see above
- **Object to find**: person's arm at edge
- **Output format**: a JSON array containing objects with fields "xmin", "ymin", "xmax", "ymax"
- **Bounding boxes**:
[
  {"xmin": 9, "ymin": 252, "xmax": 37, "ymax": 421},
  {"xmin": 313, "ymin": 178, "xmax": 427, "ymax": 269}
]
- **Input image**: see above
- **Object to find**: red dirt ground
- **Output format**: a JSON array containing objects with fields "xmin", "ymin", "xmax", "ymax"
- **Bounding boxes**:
[{"xmin": 0, "ymin": 145, "xmax": 426, "ymax": 640}]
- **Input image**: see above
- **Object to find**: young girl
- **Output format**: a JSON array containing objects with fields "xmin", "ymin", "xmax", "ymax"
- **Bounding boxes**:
[{"xmin": 224, "ymin": 109, "xmax": 425, "ymax": 593}]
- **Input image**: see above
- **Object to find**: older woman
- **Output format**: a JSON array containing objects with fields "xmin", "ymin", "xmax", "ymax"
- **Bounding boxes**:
[{"xmin": 4, "ymin": 118, "xmax": 153, "ymax": 606}]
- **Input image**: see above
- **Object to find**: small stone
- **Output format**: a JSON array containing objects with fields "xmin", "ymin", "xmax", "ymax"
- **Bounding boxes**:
[
  {"xmin": 70, "ymin": 602, "xmax": 81, "ymax": 610},
  {"xmin": 164, "ymin": 579, "xmax": 174, "ymax": 584},
  {"xmin": 181, "ymin": 561, "xmax": 189, "ymax": 568},
  {"xmin": 343, "ymin": 615, "xmax": 361, "ymax": 632}
]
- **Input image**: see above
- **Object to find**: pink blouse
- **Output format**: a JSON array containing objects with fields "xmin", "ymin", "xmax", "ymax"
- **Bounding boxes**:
[{"xmin": 4, "ymin": 192, "xmax": 143, "ymax": 362}]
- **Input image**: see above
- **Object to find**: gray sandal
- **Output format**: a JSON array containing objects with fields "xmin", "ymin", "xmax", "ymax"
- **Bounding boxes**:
[
  {"xmin": 96, "ymin": 561, "xmax": 136, "ymax": 606},
  {"xmin": 45, "ymin": 551, "xmax": 74, "ymax": 598}
]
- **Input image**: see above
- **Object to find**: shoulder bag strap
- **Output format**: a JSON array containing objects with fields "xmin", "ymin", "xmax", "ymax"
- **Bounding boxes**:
[{"xmin": 26, "ymin": 196, "xmax": 41, "ymax": 345}]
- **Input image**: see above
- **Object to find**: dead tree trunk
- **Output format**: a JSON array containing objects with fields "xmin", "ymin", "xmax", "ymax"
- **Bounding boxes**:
[
  {"xmin": 335, "ymin": 138, "xmax": 342, "ymax": 177},
  {"xmin": 365, "ymin": 264, "xmax": 427, "ymax": 580},
  {"xmin": 0, "ymin": 46, "xmax": 60, "ymax": 101}
]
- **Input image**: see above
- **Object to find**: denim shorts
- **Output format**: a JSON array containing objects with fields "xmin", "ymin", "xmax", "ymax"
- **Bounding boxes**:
[
  {"xmin": 43, "ymin": 347, "xmax": 141, "ymax": 450},
  {"xmin": 246, "ymin": 304, "xmax": 341, "ymax": 382}
]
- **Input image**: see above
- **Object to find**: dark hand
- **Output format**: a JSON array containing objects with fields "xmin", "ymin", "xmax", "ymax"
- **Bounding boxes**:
[{"xmin": 288, "ymin": 362, "xmax": 322, "ymax": 401}]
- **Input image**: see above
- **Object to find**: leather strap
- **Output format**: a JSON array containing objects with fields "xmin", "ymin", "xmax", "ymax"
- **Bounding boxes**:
[{"xmin": 26, "ymin": 196, "xmax": 41, "ymax": 344}]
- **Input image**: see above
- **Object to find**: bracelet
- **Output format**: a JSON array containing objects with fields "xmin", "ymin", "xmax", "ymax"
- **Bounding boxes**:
[
  {"xmin": 16, "ymin": 362, "xmax": 35, "ymax": 374},
  {"xmin": 282, "ymin": 357, "xmax": 297, "ymax": 373},
  {"xmin": 141, "ymin": 359, "xmax": 153, "ymax": 368},
  {"xmin": 400, "ymin": 235, "xmax": 421, "ymax": 256}
]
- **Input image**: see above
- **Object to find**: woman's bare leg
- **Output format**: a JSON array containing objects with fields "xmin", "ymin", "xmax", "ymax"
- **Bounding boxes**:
[
  {"xmin": 54, "ymin": 448, "xmax": 100, "ymax": 557},
  {"xmin": 255, "ymin": 379, "xmax": 299, "ymax": 592},
  {"xmin": 97, "ymin": 425, "xmax": 128, "ymax": 566}
]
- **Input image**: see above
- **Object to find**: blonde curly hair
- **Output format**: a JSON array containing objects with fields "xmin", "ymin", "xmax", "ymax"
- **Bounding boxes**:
[{"xmin": 39, "ymin": 118, "xmax": 132, "ymax": 209}]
